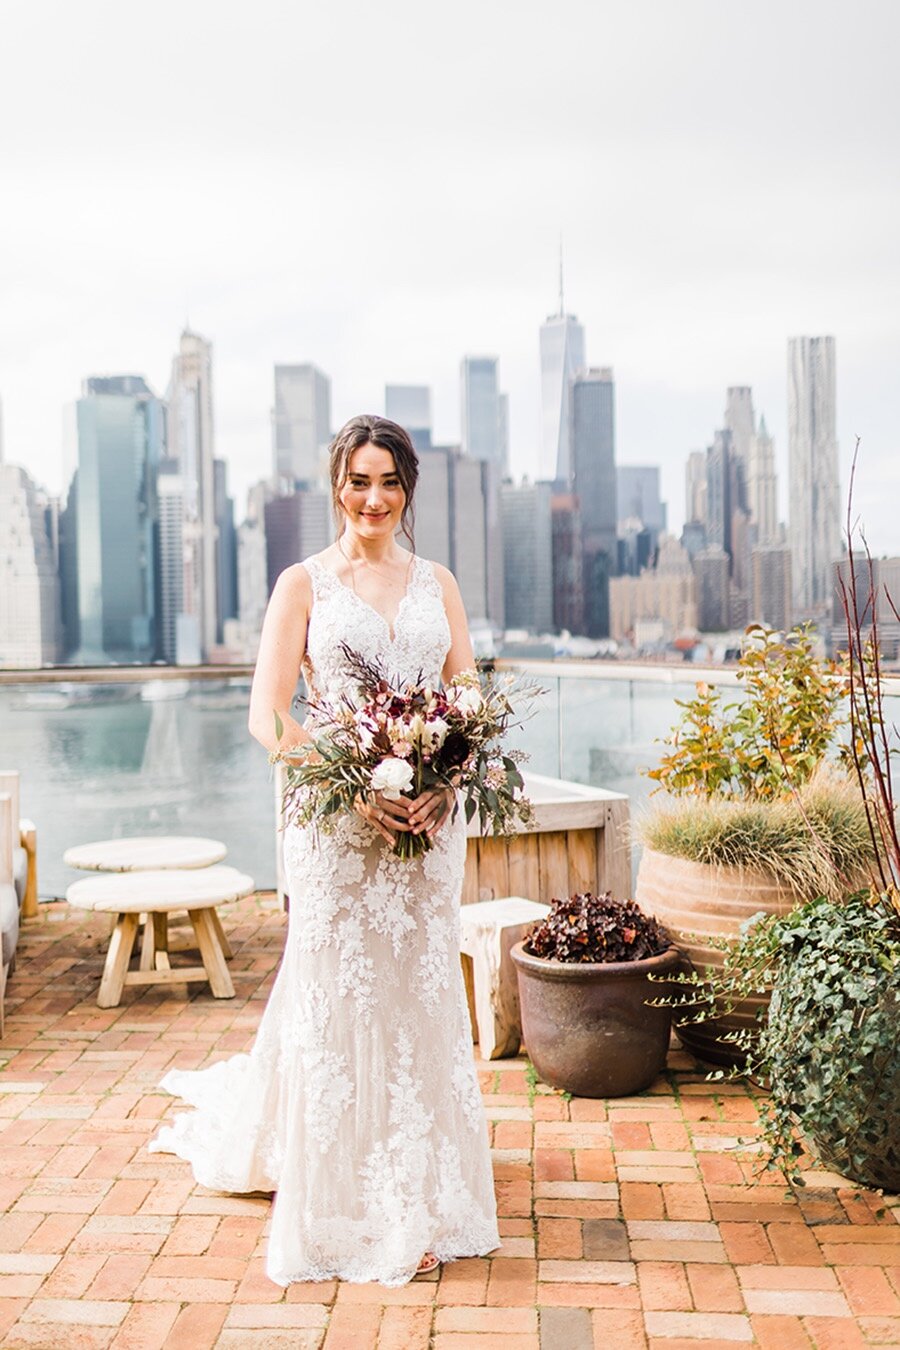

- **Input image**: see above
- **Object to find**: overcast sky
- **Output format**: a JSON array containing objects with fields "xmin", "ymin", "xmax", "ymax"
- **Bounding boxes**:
[{"xmin": 2, "ymin": 0, "xmax": 898, "ymax": 548}]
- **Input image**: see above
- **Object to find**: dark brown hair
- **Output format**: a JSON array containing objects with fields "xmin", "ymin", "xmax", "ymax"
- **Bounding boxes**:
[{"xmin": 329, "ymin": 414, "xmax": 419, "ymax": 548}]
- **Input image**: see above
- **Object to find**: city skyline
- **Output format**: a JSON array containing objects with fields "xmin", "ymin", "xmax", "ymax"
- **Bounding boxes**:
[{"xmin": 1, "ymin": 3, "xmax": 898, "ymax": 552}]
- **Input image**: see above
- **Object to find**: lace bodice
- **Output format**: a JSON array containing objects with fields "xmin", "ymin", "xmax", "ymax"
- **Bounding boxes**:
[{"xmin": 301, "ymin": 553, "xmax": 451, "ymax": 700}]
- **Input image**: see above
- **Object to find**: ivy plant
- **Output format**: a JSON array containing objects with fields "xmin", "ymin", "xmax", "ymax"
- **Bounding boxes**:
[{"xmin": 662, "ymin": 888, "xmax": 900, "ymax": 1188}]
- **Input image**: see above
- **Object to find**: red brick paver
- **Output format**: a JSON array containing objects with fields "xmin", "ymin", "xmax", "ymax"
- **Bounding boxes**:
[{"xmin": 0, "ymin": 896, "xmax": 897, "ymax": 1348}]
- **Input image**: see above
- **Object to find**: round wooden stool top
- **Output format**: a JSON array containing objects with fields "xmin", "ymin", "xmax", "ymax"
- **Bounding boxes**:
[
  {"xmin": 64, "ymin": 836, "xmax": 227, "ymax": 872},
  {"xmin": 66, "ymin": 866, "xmax": 254, "ymax": 914}
]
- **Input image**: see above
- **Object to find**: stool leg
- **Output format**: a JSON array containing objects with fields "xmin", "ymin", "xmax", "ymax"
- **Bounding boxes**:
[
  {"xmin": 98, "ymin": 913, "xmax": 140, "ymax": 1008},
  {"xmin": 189, "ymin": 909, "xmax": 235, "ymax": 998},
  {"xmin": 139, "ymin": 917, "xmax": 156, "ymax": 971},
  {"xmin": 152, "ymin": 912, "xmax": 170, "ymax": 970},
  {"xmin": 209, "ymin": 907, "xmax": 233, "ymax": 959}
]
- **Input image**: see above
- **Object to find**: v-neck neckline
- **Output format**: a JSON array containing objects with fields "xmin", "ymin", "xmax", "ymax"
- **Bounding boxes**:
[{"xmin": 316, "ymin": 554, "xmax": 418, "ymax": 643}]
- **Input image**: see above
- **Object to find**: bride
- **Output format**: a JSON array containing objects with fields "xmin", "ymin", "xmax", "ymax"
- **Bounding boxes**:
[{"xmin": 149, "ymin": 414, "xmax": 500, "ymax": 1286}]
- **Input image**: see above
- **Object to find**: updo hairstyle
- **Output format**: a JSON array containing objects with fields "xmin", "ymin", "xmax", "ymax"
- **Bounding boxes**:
[{"xmin": 329, "ymin": 414, "xmax": 419, "ymax": 549}]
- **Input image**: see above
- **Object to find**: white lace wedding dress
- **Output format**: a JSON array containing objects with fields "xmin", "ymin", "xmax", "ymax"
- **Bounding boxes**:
[{"xmin": 149, "ymin": 554, "xmax": 500, "ymax": 1286}]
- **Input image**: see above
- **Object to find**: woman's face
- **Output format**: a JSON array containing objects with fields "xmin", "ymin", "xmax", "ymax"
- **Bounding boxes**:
[{"xmin": 338, "ymin": 442, "xmax": 406, "ymax": 540}]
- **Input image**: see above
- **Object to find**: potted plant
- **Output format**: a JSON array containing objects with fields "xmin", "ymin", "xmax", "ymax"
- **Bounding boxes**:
[
  {"xmin": 635, "ymin": 625, "xmax": 874, "ymax": 1065},
  {"xmin": 510, "ymin": 891, "xmax": 681, "ymax": 1097},
  {"xmin": 682, "ymin": 886, "xmax": 900, "ymax": 1191},
  {"xmin": 653, "ymin": 453, "xmax": 900, "ymax": 1191}
]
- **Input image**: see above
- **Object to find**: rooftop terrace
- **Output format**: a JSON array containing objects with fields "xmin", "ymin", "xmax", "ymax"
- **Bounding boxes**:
[{"xmin": 2, "ymin": 892, "xmax": 898, "ymax": 1349}]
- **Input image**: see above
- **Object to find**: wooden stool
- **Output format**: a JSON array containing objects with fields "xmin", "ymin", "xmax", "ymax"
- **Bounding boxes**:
[
  {"xmin": 64, "ymin": 835, "xmax": 227, "ymax": 872},
  {"xmin": 66, "ymin": 866, "xmax": 253, "ymax": 1008},
  {"xmin": 63, "ymin": 836, "xmax": 230, "ymax": 946},
  {"xmin": 459, "ymin": 896, "xmax": 550, "ymax": 1059}
]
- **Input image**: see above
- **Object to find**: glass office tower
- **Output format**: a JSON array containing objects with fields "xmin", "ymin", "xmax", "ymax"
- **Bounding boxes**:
[{"xmin": 68, "ymin": 375, "xmax": 163, "ymax": 663}]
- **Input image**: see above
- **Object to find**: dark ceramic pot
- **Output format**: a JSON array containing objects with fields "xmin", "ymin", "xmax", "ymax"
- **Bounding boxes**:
[{"xmin": 510, "ymin": 941, "xmax": 681, "ymax": 1098}]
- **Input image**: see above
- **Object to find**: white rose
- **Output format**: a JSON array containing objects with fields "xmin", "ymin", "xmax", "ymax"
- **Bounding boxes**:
[
  {"xmin": 452, "ymin": 686, "xmax": 483, "ymax": 715},
  {"xmin": 370, "ymin": 756, "xmax": 415, "ymax": 800}
]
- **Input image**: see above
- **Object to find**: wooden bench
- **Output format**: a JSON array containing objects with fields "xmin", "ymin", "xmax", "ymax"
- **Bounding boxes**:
[
  {"xmin": 66, "ymin": 866, "xmax": 253, "ymax": 1008},
  {"xmin": 459, "ymin": 896, "xmax": 550, "ymax": 1059}
]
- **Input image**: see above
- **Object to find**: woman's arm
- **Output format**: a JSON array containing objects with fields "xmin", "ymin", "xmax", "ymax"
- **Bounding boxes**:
[
  {"xmin": 435, "ymin": 564, "xmax": 476, "ymax": 683},
  {"xmin": 248, "ymin": 564, "xmax": 312, "ymax": 753}
]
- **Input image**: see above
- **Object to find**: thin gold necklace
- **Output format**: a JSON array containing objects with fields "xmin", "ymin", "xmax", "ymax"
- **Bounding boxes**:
[{"xmin": 337, "ymin": 535, "xmax": 413, "ymax": 592}]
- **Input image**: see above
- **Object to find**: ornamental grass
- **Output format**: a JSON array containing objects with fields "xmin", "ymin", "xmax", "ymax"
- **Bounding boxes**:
[{"xmin": 638, "ymin": 777, "xmax": 874, "ymax": 902}]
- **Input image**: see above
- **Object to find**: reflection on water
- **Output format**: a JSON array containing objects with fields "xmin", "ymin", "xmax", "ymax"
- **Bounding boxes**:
[
  {"xmin": 5, "ymin": 671, "xmax": 896, "ymax": 900},
  {"xmin": 1, "ymin": 679, "xmax": 272, "ymax": 898}
]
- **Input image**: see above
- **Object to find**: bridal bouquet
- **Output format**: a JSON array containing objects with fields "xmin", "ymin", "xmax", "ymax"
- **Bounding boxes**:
[{"xmin": 273, "ymin": 644, "xmax": 537, "ymax": 859}]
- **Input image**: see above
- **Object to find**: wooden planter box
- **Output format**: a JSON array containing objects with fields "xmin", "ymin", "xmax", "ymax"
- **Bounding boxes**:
[
  {"xmin": 275, "ymin": 769, "xmax": 631, "ymax": 908},
  {"xmin": 462, "ymin": 772, "xmax": 631, "ymax": 906}
]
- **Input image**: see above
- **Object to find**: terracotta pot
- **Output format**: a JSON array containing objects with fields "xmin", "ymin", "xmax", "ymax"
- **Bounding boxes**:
[
  {"xmin": 510, "ymin": 941, "xmax": 681, "ymax": 1098},
  {"xmin": 635, "ymin": 847, "xmax": 798, "ymax": 1066}
]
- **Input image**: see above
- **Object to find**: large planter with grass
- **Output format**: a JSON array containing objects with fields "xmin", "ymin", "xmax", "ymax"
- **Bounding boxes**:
[
  {"xmin": 635, "ymin": 847, "xmax": 796, "ymax": 1065},
  {"xmin": 635, "ymin": 786, "xmax": 872, "ymax": 1067}
]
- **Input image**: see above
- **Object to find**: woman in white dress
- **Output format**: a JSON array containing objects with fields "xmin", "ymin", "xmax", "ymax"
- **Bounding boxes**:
[{"xmin": 150, "ymin": 414, "xmax": 500, "ymax": 1286}]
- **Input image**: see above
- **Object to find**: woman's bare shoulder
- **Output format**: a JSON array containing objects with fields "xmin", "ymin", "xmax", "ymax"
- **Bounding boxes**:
[{"xmin": 272, "ymin": 561, "xmax": 313, "ymax": 602}]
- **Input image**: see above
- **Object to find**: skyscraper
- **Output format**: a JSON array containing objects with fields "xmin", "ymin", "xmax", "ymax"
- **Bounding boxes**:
[
  {"xmin": 724, "ymin": 387, "xmax": 755, "ymax": 465},
  {"xmin": 617, "ymin": 466, "xmax": 667, "ymax": 533},
  {"xmin": 748, "ymin": 415, "xmax": 778, "ymax": 543},
  {"xmin": 539, "ymin": 305, "xmax": 585, "ymax": 483},
  {"xmin": 167, "ymin": 330, "xmax": 218, "ymax": 659},
  {"xmin": 500, "ymin": 482, "xmax": 553, "ymax": 632},
  {"xmin": 414, "ymin": 445, "xmax": 503, "ymax": 627},
  {"xmin": 385, "ymin": 385, "xmax": 432, "ymax": 451},
  {"xmin": 571, "ymin": 368, "xmax": 617, "ymax": 636},
  {"xmin": 157, "ymin": 463, "xmax": 184, "ymax": 664},
  {"xmin": 0, "ymin": 465, "xmax": 62, "ymax": 666},
  {"xmin": 551, "ymin": 493, "xmax": 584, "ymax": 634},
  {"xmin": 789, "ymin": 336, "xmax": 840, "ymax": 615},
  {"xmin": 264, "ymin": 488, "xmax": 331, "ymax": 594},
  {"xmin": 752, "ymin": 544, "xmax": 793, "ymax": 632},
  {"xmin": 693, "ymin": 547, "xmax": 731, "ymax": 632},
  {"xmin": 213, "ymin": 459, "xmax": 237, "ymax": 645},
  {"xmin": 460, "ymin": 356, "xmax": 504, "ymax": 467},
  {"xmin": 68, "ymin": 375, "xmax": 163, "ymax": 662},
  {"xmin": 272, "ymin": 364, "xmax": 332, "ymax": 485},
  {"xmin": 704, "ymin": 430, "xmax": 733, "ymax": 558},
  {"xmin": 609, "ymin": 535, "xmax": 697, "ymax": 643},
  {"xmin": 685, "ymin": 450, "xmax": 707, "ymax": 528}
]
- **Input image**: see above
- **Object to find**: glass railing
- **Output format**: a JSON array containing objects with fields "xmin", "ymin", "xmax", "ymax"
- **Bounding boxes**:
[
  {"xmin": 0, "ymin": 673, "xmax": 269, "ymax": 899},
  {"xmin": 495, "ymin": 658, "xmax": 900, "ymax": 861},
  {"xmin": 3, "ymin": 661, "xmax": 898, "ymax": 899}
]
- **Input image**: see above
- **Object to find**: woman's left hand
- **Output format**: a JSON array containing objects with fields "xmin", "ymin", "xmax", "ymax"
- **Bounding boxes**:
[{"xmin": 407, "ymin": 786, "xmax": 455, "ymax": 839}]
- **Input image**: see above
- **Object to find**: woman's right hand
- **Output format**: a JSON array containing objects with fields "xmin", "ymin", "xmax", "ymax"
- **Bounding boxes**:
[{"xmin": 354, "ymin": 791, "xmax": 413, "ymax": 845}]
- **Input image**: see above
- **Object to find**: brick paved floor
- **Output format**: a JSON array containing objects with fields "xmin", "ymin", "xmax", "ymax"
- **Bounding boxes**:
[{"xmin": 1, "ymin": 896, "xmax": 898, "ymax": 1349}]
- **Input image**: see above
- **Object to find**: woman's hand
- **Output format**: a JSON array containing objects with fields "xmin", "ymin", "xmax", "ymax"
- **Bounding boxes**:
[
  {"xmin": 407, "ymin": 786, "xmax": 455, "ymax": 839},
  {"xmin": 354, "ymin": 791, "xmax": 413, "ymax": 845}
]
